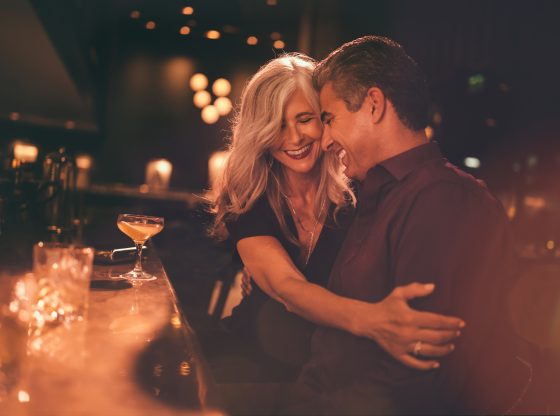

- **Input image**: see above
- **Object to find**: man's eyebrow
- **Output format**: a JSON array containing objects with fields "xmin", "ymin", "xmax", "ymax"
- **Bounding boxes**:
[{"xmin": 320, "ymin": 111, "xmax": 331, "ymax": 122}]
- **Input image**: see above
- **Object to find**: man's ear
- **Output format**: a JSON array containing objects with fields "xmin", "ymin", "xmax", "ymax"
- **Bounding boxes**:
[{"xmin": 366, "ymin": 87, "xmax": 386, "ymax": 124}]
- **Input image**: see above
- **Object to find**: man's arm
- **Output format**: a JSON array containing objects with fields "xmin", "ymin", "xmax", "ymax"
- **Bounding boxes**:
[
  {"xmin": 237, "ymin": 235, "xmax": 464, "ymax": 370},
  {"xmin": 392, "ymin": 180, "xmax": 517, "ymax": 402}
]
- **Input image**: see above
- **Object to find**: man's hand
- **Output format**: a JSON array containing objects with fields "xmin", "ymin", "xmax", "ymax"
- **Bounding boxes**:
[{"xmin": 360, "ymin": 282, "xmax": 465, "ymax": 370}]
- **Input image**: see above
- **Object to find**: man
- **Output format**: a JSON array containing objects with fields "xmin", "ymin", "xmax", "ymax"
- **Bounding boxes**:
[{"xmin": 283, "ymin": 35, "xmax": 530, "ymax": 414}]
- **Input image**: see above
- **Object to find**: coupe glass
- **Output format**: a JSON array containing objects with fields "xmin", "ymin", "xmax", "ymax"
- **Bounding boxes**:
[{"xmin": 116, "ymin": 214, "xmax": 164, "ymax": 282}]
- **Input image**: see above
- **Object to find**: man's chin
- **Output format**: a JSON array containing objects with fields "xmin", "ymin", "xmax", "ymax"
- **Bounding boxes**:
[{"xmin": 346, "ymin": 167, "xmax": 366, "ymax": 181}]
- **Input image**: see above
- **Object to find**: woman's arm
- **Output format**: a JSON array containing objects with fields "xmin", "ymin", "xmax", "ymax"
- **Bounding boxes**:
[{"xmin": 237, "ymin": 235, "xmax": 465, "ymax": 370}]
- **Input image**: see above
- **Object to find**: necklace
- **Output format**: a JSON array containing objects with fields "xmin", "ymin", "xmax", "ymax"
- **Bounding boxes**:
[{"xmin": 283, "ymin": 194, "xmax": 326, "ymax": 265}]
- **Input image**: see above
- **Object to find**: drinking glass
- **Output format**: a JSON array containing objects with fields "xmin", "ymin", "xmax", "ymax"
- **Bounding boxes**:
[
  {"xmin": 32, "ymin": 242, "xmax": 94, "ymax": 325},
  {"xmin": 116, "ymin": 214, "xmax": 164, "ymax": 282}
]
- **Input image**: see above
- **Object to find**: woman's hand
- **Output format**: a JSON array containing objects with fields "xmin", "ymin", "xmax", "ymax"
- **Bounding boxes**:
[
  {"xmin": 359, "ymin": 282, "xmax": 465, "ymax": 370},
  {"xmin": 240, "ymin": 267, "xmax": 253, "ymax": 297}
]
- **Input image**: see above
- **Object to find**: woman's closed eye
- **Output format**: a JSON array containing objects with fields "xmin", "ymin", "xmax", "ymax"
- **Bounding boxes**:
[{"xmin": 297, "ymin": 116, "xmax": 314, "ymax": 124}]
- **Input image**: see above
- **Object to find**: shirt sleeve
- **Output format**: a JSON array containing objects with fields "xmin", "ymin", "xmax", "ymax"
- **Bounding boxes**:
[
  {"xmin": 225, "ymin": 197, "xmax": 278, "ymax": 244},
  {"xmin": 393, "ymin": 180, "xmax": 522, "ymax": 412}
]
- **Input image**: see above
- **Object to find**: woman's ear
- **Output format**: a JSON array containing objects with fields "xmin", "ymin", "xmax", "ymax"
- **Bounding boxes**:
[{"xmin": 366, "ymin": 87, "xmax": 386, "ymax": 124}]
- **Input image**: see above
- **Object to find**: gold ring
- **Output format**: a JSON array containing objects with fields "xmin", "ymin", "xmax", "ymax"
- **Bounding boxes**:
[{"xmin": 413, "ymin": 340, "xmax": 422, "ymax": 356}]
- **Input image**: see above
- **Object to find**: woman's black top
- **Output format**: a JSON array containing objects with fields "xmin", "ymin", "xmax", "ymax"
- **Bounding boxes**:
[{"xmin": 224, "ymin": 195, "xmax": 352, "ymax": 379}]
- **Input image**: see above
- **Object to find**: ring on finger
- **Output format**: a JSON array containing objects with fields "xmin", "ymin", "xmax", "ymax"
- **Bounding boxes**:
[{"xmin": 413, "ymin": 340, "xmax": 422, "ymax": 356}]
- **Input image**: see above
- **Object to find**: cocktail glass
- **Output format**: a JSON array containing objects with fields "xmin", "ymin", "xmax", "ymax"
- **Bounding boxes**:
[{"xmin": 116, "ymin": 214, "xmax": 164, "ymax": 282}]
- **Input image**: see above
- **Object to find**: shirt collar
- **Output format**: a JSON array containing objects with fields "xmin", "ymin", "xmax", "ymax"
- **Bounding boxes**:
[{"xmin": 359, "ymin": 141, "xmax": 443, "ymax": 201}]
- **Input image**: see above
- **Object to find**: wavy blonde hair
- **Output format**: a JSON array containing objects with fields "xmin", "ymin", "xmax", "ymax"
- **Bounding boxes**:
[{"xmin": 212, "ymin": 53, "xmax": 355, "ymax": 244}]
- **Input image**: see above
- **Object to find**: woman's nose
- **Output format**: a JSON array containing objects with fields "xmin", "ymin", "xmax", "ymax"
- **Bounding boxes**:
[{"xmin": 286, "ymin": 123, "xmax": 304, "ymax": 145}]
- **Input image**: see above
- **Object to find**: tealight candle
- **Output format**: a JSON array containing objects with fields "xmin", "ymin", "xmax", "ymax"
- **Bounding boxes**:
[
  {"xmin": 75, "ymin": 154, "xmax": 93, "ymax": 190},
  {"xmin": 145, "ymin": 159, "xmax": 172, "ymax": 191},
  {"xmin": 13, "ymin": 141, "xmax": 38, "ymax": 163}
]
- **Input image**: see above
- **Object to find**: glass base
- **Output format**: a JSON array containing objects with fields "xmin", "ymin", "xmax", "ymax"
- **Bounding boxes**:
[{"xmin": 117, "ymin": 270, "xmax": 157, "ymax": 282}]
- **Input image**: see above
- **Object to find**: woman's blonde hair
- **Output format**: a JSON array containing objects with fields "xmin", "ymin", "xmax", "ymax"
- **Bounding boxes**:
[{"xmin": 212, "ymin": 53, "xmax": 355, "ymax": 244}]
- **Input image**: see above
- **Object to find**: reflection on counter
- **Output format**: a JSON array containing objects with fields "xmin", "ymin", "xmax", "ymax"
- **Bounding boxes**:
[
  {"xmin": 135, "ymin": 312, "xmax": 220, "ymax": 410},
  {"xmin": 0, "ymin": 248, "xmax": 223, "ymax": 415}
]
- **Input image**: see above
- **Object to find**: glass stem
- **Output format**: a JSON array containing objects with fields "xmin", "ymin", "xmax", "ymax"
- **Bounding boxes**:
[{"xmin": 133, "ymin": 242, "xmax": 144, "ymax": 274}]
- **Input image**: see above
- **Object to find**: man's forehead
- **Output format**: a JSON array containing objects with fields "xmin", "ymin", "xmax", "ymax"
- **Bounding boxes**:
[{"xmin": 319, "ymin": 82, "xmax": 338, "ymax": 109}]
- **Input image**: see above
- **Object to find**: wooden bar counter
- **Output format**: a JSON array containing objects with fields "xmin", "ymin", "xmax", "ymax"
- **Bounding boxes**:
[{"xmin": 0, "ymin": 247, "xmax": 224, "ymax": 415}]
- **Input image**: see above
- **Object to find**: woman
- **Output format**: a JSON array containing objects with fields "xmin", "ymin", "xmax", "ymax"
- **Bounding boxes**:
[{"xmin": 212, "ymin": 53, "xmax": 463, "ymax": 381}]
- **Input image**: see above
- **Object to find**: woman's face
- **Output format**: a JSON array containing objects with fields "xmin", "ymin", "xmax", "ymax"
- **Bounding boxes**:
[{"xmin": 270, "ymin": 88, "xmax": 323, "ymax": 175}]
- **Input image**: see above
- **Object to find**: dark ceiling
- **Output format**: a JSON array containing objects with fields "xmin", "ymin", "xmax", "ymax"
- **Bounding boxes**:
[{"xmin": 0, "ymin": 0, "xmax": 96, "ymax": 131}]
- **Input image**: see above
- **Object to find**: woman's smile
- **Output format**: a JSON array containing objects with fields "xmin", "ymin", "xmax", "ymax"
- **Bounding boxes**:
[{"xmin": 284, "ymin": 143, "xmax": 313, "ymax": 160}]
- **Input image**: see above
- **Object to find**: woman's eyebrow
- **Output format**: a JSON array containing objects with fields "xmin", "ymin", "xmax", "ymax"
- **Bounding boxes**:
[{"xmin": 295, "ymin": 111, "xmax": 315, "ymax": 118}]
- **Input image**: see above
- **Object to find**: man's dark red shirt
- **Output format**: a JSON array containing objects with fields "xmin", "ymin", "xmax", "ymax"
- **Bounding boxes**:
[{"xmin": 296, "ymin": 142, "xmax": 528, "ymax": 414}]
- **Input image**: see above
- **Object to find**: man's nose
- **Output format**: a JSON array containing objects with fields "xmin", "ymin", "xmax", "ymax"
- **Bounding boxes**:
[{"xmin": 321, "ymin": 127, "xmax": 333, "ymax": 152}]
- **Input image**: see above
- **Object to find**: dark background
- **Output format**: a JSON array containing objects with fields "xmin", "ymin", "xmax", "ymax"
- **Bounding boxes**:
[{"xmin": 1, "ymin": 0, "xmax": 560, "ymax": 190}]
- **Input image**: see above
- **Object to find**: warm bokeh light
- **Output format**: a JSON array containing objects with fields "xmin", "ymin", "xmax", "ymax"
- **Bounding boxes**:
[
  {"xmin": 547, "ymin": 240, "xmax": 555, "ymax": 251},
  {"xmin": 155, "ymin": 159, "xmax": 172, "ymax": 176},
  {"xmin": 485, "ymin": 118, "xmax": 497, "ymax": 127},
  {"xmin": 424, "ymin": 126, "xmax": 434, "ymax": 140},
  {"xmin": 170, "ymin": 315, "xmax": 181, "ymax": 328},
  {"xmin": 267, "ymin": 0, "xmax": 278, "ymax": 6},
  {"xmin": 206, "ymin": 30, "xmax": 221, "ymax": 39},
  {"xmin": 273, "ymin": 40, "xmax": 285, "ymax": 49},
  {"xmin": 464, "ymin": 157, "xmax": 480, "ymax": 169},
  {"xmin": 64, "ymin": 120, "xmax": 75, "ymax": 130},
  {"xmin": 145, "ymin": 21, "xmax": 156, "ymax": 30},
  {"xmin": 214, "ymin": 97, "xmax": 232, "ymax": 116},
  {"xmin": 130, "ymin": 10, "xmax": 140, "ymax": 19},
  {"xmin": 182, "ymin": 6, "xmax": 194, "ymax": 15},
  {"xmin": 524, "ymin": 195, "xmax": 546, "ymax": 209},
  {"xmin": 193, "ymin": 90, "xmax": 212, "ymax": 108},
  {"xmin": 270, "ymin": 32, "xmax": 282, "ymax": 40},
  {"xmin": 208, "ymin": 150, "xmax": 229, "ymax": 186},
  {"xmin": 13, "ymin": 141, "xmax": 38, "ymax": 163},
  {"xmin": 9, "ymin": 112, "xmax": 20, "ymax": 121},
  {"xmin": 506, "ymin": 205, "xmax": 516, "ymax": 220},
  {"xmin": 76, "ymin": 154, "xmax": 93, "ymax": 170},
  {"xmin": 76, "ymin": 154, "xmax": 93, "ymax": 189},
  {"xmin": 180, "ymin": 361, "xmax": 191, "ymax": 376},
  {"xmin": 179, "ymin": 26, "xmax": 191, "ymax": 35},
  {"xmin": 432, "ymin": 111, "xmax": 442, "ymax": 125},
  {"xmin": 201, "ymin": 105, "xmax": 220, "ymax": 124},
  {"xmin": 212, "ymin": 78, "xmax": 231, "ymax": 97},
  {"xmin": 247, "ymin": 36, "xmax": 258, "ymax": 45},
  {"xmin": 145, "ymin": 159, "xmax": 173, "ymax": 191},
  {"xmin": 189, "ymin": 73, "xmax": 208, "ymax": 91},
  {"xmin": 18, "ymin": 390, "xmax": 30, "ymax": 403}
]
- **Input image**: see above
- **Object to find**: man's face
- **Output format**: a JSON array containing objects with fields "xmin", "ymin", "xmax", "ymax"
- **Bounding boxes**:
[{"xmin": 319, "ymin": 82, "xmax": 375, "ymax": 181}]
